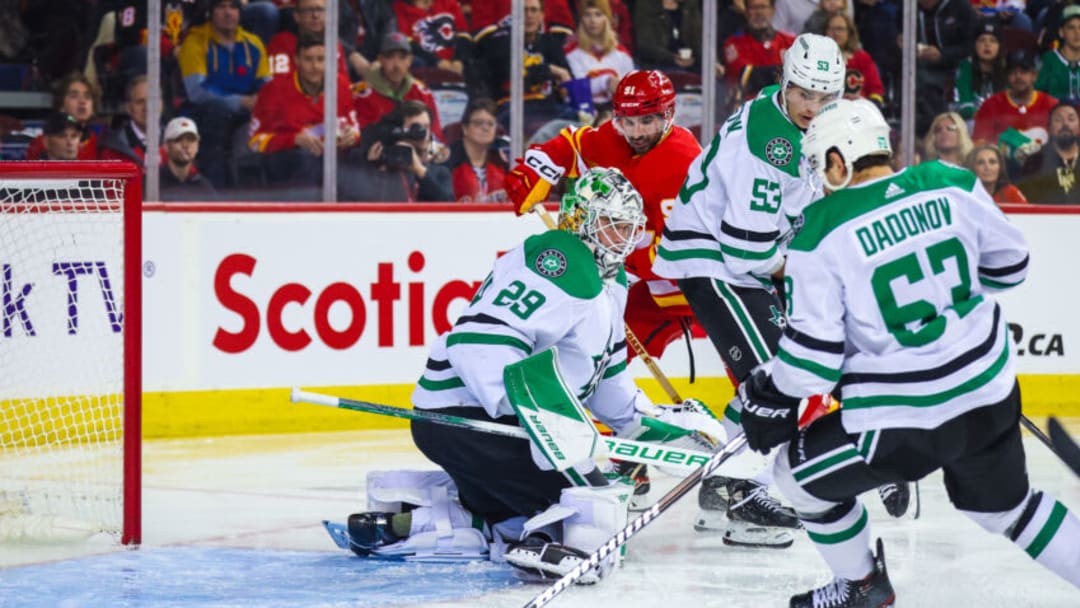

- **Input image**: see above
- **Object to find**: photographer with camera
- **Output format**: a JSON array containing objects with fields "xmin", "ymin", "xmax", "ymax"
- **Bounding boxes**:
[{"xmin": 341, "ymin": 100, "xmax": 453, "ymax": 202}]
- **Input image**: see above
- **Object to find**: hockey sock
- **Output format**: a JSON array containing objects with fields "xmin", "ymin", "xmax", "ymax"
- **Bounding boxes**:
[
  {"xmin": 1008, "ymin": 491, "xmax": 1080, "ymax": 589},
  {"xmin": 720, "ymin": 395, "xmax": 741, "ymax": 441},
  {"xmin": 802, "ymin": 501, "xmax": 874, "ymax": 581}
]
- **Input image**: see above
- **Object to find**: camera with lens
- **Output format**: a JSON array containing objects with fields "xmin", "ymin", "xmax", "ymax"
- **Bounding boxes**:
[{"xmin": 376, "ymin": 122, "xmax": 428, "ymax": 170}]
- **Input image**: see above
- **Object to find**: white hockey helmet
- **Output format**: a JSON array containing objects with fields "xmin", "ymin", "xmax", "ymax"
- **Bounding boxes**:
[
  {"xmin": 559, "ymin": 167, "xmax": 646, "ymax": 278},
  {"xmin": 782, "ymin": 33, "xmax": 845, "ymax": 96},
  {"xmin": 802, "ymin": 98, "xmax": 892, "ymax": 191}
]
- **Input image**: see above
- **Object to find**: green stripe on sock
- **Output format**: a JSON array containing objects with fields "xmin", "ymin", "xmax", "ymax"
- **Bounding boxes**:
[
  {"xmin": 806, "ymin": 506, "xmax": 867, "ymax": 545},
  {"xmin": 1026, "ymin": 500, "xmax": 1067, "ymax": 559},
  {"xmin": 793, "ymin": 447, "xmax": 860, "ymax": 482}
]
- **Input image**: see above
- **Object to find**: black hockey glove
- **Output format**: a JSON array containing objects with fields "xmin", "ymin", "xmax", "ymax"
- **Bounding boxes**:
[{"xmin": 738, "ymin": 369, "xmax": 800, "ymax": 454}]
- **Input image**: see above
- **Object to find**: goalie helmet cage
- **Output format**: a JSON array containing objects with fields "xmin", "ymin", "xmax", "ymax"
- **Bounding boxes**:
[{"xmin": 0, "ymin": 161, "xmax": 141, "ymax": 545}]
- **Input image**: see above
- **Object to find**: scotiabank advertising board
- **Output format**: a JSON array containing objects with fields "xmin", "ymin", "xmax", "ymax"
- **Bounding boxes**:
[{"xmin": 141, "ymin": 207, "xmax": 1077, "ymax": 392}]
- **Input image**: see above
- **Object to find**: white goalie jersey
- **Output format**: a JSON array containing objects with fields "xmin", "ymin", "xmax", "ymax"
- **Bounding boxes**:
[
  {"xmin": 771, "ymin": 161, "xmax": 1030, "ymax": 433},
  {"xmin": 412, "ymin": 229, "xmax": 648, "ymax": 434},
  {"xmin": 653, "ymin": 85, "xmax": 820, "ymax": 289}
]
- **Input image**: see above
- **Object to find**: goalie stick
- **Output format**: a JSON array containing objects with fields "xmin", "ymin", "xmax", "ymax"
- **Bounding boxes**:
[
  {"xmin": 1047, "ymin": 417, "xmax": 1080, "ymax": 478},
  {"xmin": 290, "ymin": 388, "xmax": 713, "ymax": 473},
  {"xmin": 522, "ymin": 433, "xmax": 749, "ymax": 608}
]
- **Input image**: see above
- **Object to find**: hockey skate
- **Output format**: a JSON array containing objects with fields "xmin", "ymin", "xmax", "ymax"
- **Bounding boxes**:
[
  {"xmin": 790, "ymin": 538, "xmax": 895, "ymax": 608},
  {"xmin": 877, "ymin": 482, "xmax": 910, "ymax": 518},
  {"xmin": 344, "ymin": 511, "xmax": 402, "ymax": 557},
  {"xmin": 504, "ymin": 535, "xmax": 607, "ymax": 585},
  {"xmin": 695, "ymin": 476, "xmax": 801, "ymax": 548}
]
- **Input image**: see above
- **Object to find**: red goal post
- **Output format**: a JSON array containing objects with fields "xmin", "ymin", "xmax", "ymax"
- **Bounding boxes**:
[{"xmin": 0, "ymin": 161, "xmax": 141, "ymax": 544}]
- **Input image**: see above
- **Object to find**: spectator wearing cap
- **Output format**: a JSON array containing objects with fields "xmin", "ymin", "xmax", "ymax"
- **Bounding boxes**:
[
  {"xmin": 160, "ymin": 117, "xmax": 217, "ymax": 201},
  {"xmin": 973, "ymin": 48, "xmax": 1057, "ymax": 146},
  {"xmin": 24, "ymin": 73, "xmax": 100, "ymax": 161},
  {"xmin": 908, "ymin": 0, "xmax": 978, "ymax": 136},
  {"xmin": 179, "ymin": 0, "xmax": 271, "ymax": 188},
  {"xmin": 351, "ymin": 32, "xmax": 444, "ymax": 140},
  {"xmin": 249, "ymin": 35, "xmax": 361, "ymax": 186},
  {"xmin": 41, "ymin": 113, "xmax": 84, "ymax": 161},
  {"xmin": 1037, "ymin": 6, "xmax": 1080, "ymax": 101},
  {"xmin": 391, "ymin": 0, "xmax": 472, "ymax": 75},
  {"xmin": 951, "ymin": 20, "xmax": 1007, "ymax": 125},
  {"xmin": 1017, "ymin": 101, "xmax": 1080, "ymax": 203}
]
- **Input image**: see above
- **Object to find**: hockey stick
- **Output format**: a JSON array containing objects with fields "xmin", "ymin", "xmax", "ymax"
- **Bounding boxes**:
[
  {"xmin": 522, "ymin": 433, "xmax": 749, "ymax": 608},
  {"xmin": 529, "ymin": 205, "xmax": 683, "ymax": 403},
  {"xmin": 1019, "ymin": 414, "xmax": 1074, "ymax": 467},
  {"xmin": 290, "ymin": 388, "xmax": 713, "ymax": 473},
  {"xmin": 1047, "ymin": 417, "xmax": 1080, "ymax": 477}
]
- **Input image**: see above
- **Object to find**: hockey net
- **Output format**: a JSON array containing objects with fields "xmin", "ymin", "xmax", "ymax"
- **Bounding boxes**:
[{"xmin": 0, "ymin": 162, "xmax": 141, "ymax": 544}]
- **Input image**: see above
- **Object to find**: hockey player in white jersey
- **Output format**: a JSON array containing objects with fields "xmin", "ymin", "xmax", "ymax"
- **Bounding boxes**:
[
  {"xmin": 653, "ymin": 33, "xmax": 910, "ymax": 546},
  {"xmin": 739, "ymin": 97, "xmax": 1080, "ymax": 607},
  {"xmin": 341, "ymin": 168, "xmax": 722, "ymax": 583}
]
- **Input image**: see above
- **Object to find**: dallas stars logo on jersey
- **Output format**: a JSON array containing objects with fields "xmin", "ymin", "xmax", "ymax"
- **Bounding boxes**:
[
  {"xmin": 535, "ymin": 248, "xmax": 568, "ymax": 277},
  {"xmin": 765, "ymin": 137, "xmax": 794, "ymax": 166}
]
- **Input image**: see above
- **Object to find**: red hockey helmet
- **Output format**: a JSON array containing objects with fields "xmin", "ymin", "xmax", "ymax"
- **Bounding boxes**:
[{"xmin": 612, "ymin": 70, "xmax": 677, "ymax": 119}]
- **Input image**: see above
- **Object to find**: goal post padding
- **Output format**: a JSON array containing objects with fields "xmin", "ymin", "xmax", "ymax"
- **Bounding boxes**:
[{"xmin": 0, "ymin": 161, "xmax": 141, "ymax": 544}]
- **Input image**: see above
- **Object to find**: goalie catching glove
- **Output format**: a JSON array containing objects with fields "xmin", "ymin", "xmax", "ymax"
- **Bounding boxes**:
[
  {"xmin": 739, "ymin": 369, "xmax": 800, "ymax": 454},
  {"xmin": 506, "ymin": 149, "xmax": 565, "ymax": 215}
]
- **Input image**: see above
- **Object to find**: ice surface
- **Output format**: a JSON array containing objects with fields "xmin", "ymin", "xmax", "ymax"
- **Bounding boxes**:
[{"xmin": 1, "ymin": 428, "xmax": 1078, "ymax": 607}]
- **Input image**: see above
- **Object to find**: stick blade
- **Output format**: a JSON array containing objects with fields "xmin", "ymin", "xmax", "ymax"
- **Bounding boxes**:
[{"xmin": 1048, "ymin": 417, "xmax": 1080, "ymax": 477}]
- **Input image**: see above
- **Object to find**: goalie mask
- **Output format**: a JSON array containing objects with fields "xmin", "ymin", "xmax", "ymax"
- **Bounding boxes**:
[
  {"xmin": 802, "ymin": 98, "xmax": 892, "ymax": 191},
  {"xmin": 559, "ymin": 167, "xmax": 646, "ymax": 278}
]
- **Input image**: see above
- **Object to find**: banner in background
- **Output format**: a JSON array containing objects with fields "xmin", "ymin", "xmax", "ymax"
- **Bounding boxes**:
[{"xmin": 142, "ymin": 209, "xmax": 1076, "ymax": 394}]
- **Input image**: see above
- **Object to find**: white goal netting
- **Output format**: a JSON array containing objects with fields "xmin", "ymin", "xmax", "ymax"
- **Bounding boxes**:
[{"xmin": 0, "ymin": 175, "xmax": 135, "ymax": 542}]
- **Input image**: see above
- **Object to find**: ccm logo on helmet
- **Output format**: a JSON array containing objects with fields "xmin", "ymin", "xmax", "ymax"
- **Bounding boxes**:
[{"xmin": 744, "ymin": 403, "xmax": 792, "ymax": 419}]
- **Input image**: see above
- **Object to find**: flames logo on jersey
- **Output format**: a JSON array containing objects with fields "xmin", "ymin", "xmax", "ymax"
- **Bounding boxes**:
[{"xmin": 413, "ymin": 13, "xmax": 457, "ymax": 55}]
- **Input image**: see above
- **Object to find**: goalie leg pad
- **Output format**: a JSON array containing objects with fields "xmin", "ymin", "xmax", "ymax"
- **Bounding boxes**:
[
  {"xmin": 343, "ymin": 472, "xmax": 490, "ymax": 561},
  {"xmin": 505, "ymin": 484, "xmax": 632, "ymax": 583},
  {"xmin": 365, "ymin": 469, "xmax": 455, "ymax": 512}
]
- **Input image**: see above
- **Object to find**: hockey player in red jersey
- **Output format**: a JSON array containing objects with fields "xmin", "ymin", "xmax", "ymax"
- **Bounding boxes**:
[{"xmin": 505, "ymin": 69, "xmax": 700, "ymax": 361}]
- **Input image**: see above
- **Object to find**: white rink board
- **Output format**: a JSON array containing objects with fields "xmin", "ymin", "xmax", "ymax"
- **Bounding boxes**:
[{"xmin": 141, "ymin": 210, "xmax": 1078, "ymax": 392}]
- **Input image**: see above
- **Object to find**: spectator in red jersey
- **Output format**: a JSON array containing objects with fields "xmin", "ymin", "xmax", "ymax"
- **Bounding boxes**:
[
  {"xmin": 973, "ymin": 49, "xmax": 1056, "ymax": 148},
  {"xmin": 24, "ymin": 73, "xmax": 100, "ymax": 161},
  {"xmin": 823, "ymin": 12, "xmax": 884, "ymax": 106},
  {"xmin": 160, "ymin": 117, "xmax": 218, "ymax": 201},
  {"xmin": 100, "ymin": 75, "xmax": 153, "ymax": 166},
  {"xmin": 966, "ymin": 144, "xmax": 1029, "ymax": 204},
  {"xmin": 249, "ymin": 34, "xmax": 361, "ymax": 186},
  {"xmin": 391, "ymin": 0, "xmax": 471, "ymax": 75},
  {"xmin": 266, "ymin": 0, "xmax": 350, "ymax": 79},
  {"xmin": 722, "ymin": 0, "xmax": 795, "ymax": 85},
  {"xmin": 40, "ymin": 112, "xmax": 83, "ymax": 161},
  {"xmin": 447, "ymin": 98, "xmax": 507, "ymax": 202},
  {"xmin": 566, "ymin": 0, "xmax": 635, "ymax": 110},
  {"xmin": 352, "ymin": 32, "xmax": 444, "ymax": 139}
]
